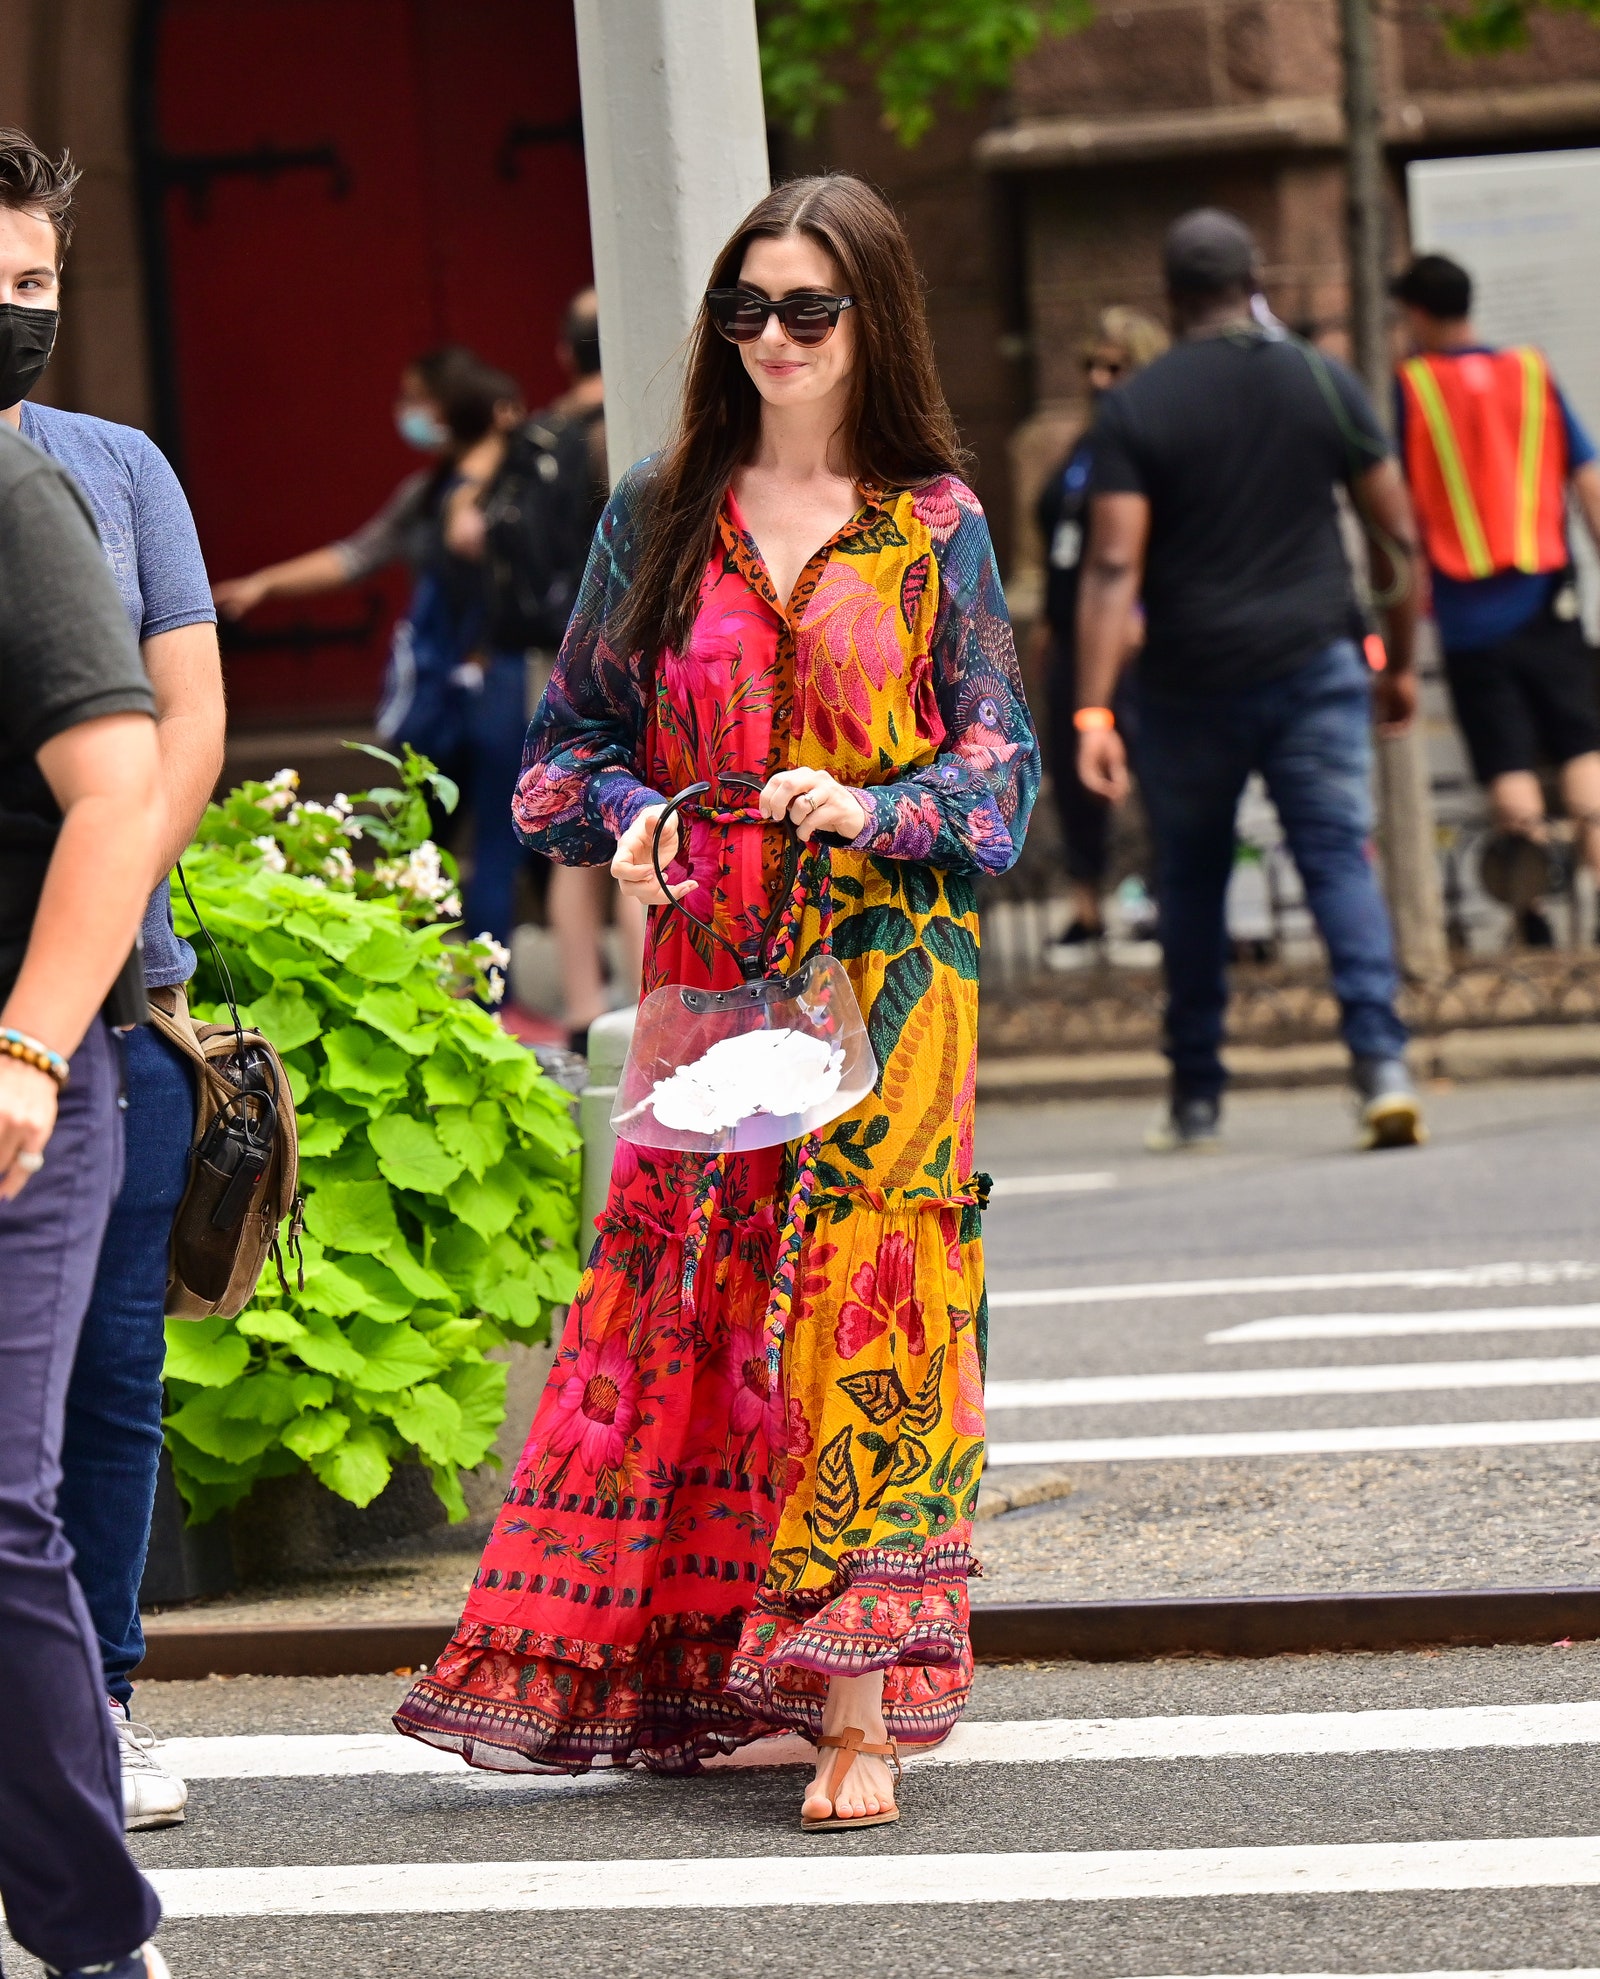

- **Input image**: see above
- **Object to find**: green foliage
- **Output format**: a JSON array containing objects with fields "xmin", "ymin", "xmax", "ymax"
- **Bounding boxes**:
[
  {"xmin": 163, "ymin": 756, "xmax": 582, "ymax": 1526},
  {"xmin": 758, "ymin": 0, "xmax": 1090, "ymax": 144},
  {"xmin": 1439, "ymin": 0, "xmax": 1600, "ymax": 54}
]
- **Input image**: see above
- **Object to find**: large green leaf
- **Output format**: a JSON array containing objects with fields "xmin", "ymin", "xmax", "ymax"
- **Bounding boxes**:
[
  {"xmin": 281, "ymin": 1408, "xmax": 350, "ymax": 1460},
  {"xmin": 344, "ymin": 923, "xmax": 420, "ymax": 983},
  {"xmin": 434, "ymin": 1100, "xmax": 507, "ymax": 1180},
  {"xmin": 165, "ymin": 1387, "xmax": 281, "ymax": 1463},
  {"xmin": 219, "ymin": 1368, "xmax": 304, "ymax": 1427},
  {"xmin": 243, "ymin": 982, "xmax": 322, "ymax": 1053},
  {"xmin": 303, "ymin": 1177, "xmax": 401, "ymax": 1256},
  {"xmin": 421, "ymin": 1047, "xmax": 479, "ymax": 1107},
  {"xmin": 162, "ymin": 1318, "xmax": 250, "ymax": 1389},
  {"xmin": 380, "ymin": 1239, "xmax": 456, "ymax": 1305},
  {"xmin": 356, "ymin": 985, "xmax": 436, "ymax": 1055},
  {"xmin": 290, "ymin": 1310, "xmax": 370, "ymax": 1380},
  {"xmin": 326, "ymin": 1253, "xmax": 414, "ymax": 1324},
  {"xmin": 446, "ymin": 1157, "xmax": 525, "ymax": 1240},
  {"xmin": 381, "ymin": 1382, "xmax": 464, "ymax": 1466},
  {"xmin": 310, "ymin": 1423, "xmax": 393, "ymax": 1507},
  {"xmin": 233, "ymin": 1309, "xmax": 308, "ymax": 1345},
  {"xmin": 831, "ymin": 905, "xmax": 917, "ymax": 962},
  {"xmin": 368, "ymin": 1114, "xmax": 465, "ymax": 1193},
  {"xmin": 450, "ymin": 1013, "xmax": 527, "ymax": 1065},
  {"xmin": 346, "ymin": 1319, "xmax": 443, "ymax": 1393},
  {"xmin": 321, "ymin": 1027, "xmax": 412, "ymax": 1100}
]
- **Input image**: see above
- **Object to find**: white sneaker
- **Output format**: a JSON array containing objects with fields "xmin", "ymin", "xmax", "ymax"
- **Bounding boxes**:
[
  {"xmin": 44, "ymin": 1942, "xmax": 172, "ymax": 1978},
  {"xmin": 113, "ymin": 1711, "xmax": 188, "ymax": 1831}
]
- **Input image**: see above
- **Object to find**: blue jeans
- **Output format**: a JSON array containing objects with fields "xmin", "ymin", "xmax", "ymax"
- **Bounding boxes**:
[
  {"xmin": 58, "ymin": 1023, "xmax": 195, "ymax": 1707},
  {"xmin": 1134, "ymin": 638, "xmax": 1408, "ymax": 1100},
  {"xmin": 0, "ymin": 1021, "xmax": 161, "ymax": 1967},
  {"xmin": 464, "ymin": 653, "xmax": 532, "ymax": 950}
]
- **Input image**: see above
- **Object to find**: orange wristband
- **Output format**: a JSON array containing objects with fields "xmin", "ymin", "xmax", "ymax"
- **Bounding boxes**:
[{"xmin": 1073, "ymin": 706, "xmax": 1116, "ymax": 732}]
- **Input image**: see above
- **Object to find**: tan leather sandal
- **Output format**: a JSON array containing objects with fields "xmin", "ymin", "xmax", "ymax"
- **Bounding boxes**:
[{"xmin": 801, "ymin": 1725, "xmax": 902, "ymax": 1832}]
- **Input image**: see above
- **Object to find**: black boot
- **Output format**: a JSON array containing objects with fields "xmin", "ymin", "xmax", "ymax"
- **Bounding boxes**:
[{"xmin": 1146, "ymin": 1088, "xmax": 1222, "ymax": 1153}]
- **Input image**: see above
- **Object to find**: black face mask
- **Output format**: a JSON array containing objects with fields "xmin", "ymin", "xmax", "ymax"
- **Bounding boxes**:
[{"xmin": 0, "ymin": 304, "xmax": 58, "ymax": 410}]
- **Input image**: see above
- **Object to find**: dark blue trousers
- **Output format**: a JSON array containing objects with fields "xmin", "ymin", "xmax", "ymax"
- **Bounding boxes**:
[
  {"xmin": 1135, "ymin": 638, "xmax": 1409, "ymax": 1100},
  {"xmin": 58, "ymin": 1023, "xmax": 195, "ymax": 1707},
  {"xmin": 0, "ymin": 1021, "xmax": 161, "ymax": 1968},
  {"xmin": 464, "ymin": 652, "xmax": 531, "ymax": 950}
]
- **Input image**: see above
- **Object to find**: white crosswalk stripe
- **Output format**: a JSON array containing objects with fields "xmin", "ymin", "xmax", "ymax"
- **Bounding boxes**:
[
  {"xmin": 987, "ymin": 1415, "xmax": 1600, "ymax": 1467},
  {"xmin": 1209, "ymin": 1306, "xmax": 1600, "ymax": 1344},
  {"xmin": 157, "ymin": 1702, "xmax": 1600, "ymax": 1781},
  {"xmin": 987, "ymin": 1262, "xmax": 1599, "ymax": 1309},
  {"xmin": 985, "ymin": 1356, "xmax": 1600, "ymax": 1410},
  {"xmin": 137, "ymin": 1836, "xmax": 1600, "ymax": 1916}
]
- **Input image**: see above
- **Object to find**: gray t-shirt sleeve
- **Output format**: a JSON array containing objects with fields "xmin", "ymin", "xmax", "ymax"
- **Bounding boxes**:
[
  {"xmin": 0, "ymin": 460, "xmax": 153, "ymax": 755},
  {"xmin": 334, "ymin": 471, "xmax": 431, "ymax": 580},
  {"xmin": 130, "ymin": 432, "xmax": 218, "ymax": 638}
]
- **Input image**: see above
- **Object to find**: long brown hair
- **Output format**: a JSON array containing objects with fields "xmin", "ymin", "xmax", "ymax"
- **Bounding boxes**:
[{"xmin": 614, "ymin": 174, "xmax": 968, "ymax": 665}]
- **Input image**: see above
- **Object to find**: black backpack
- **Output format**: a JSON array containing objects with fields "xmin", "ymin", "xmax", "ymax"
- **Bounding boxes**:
[{"xmin": 482, "ymin": 408, "xmax": 604, "ymax": 653}]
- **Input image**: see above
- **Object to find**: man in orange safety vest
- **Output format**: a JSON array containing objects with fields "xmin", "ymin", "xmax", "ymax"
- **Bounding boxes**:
[{"xmin": 1392, "ymin": 252, "xmax": 1600, "ymax": 945}]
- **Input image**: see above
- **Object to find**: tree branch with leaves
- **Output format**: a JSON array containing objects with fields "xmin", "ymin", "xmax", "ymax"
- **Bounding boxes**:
[
  {"xmin": 758, "ymin": 0, "xmax": 1091, "ymax": 144},
  {"xmin": 1436, "ymin": 0, "xmax": 1600, "ymax": 52}
]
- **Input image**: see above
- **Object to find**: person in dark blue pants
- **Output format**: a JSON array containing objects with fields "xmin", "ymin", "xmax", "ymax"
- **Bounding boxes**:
[
  {"xmin": 1075, "ymin": 208, "xmax": 1427, "ymax": 1151},
  {"xmin": 1135, "ymin": 638, "xmax": 1410, "ymax": 1104},
  {"xmin": 0, "ymin": 409, "xmax": 168, "ymax": 1978},
  {"xmin": 3, "ymin": 128, "xmax": 225, "ymax": 1832}
]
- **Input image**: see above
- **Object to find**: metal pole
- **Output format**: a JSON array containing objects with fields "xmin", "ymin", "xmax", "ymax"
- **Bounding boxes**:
[
  {"xmin": 574, "ymin": 0, "xmax": 772, "ymax": 487},
  {"xmin": 1339, "ymin": 0, "xmax": 1450, "ymax": 984}
]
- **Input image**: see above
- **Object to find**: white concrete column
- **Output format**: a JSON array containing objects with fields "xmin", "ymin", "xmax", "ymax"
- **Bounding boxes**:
[{"xmin": 574, "ymin": 0, "xmax": 771, "ymax": 486}]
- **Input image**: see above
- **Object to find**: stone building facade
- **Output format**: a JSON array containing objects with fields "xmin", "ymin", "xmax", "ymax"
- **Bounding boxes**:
[{"xmin": 803, "ymin": 0, "xmax": 1600, "ymax": 606}]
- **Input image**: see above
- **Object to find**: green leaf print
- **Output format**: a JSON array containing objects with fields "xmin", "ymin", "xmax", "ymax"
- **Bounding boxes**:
[
  {"xmin": 901, "ymin": 864, "xmax": 939, "ymax": 917},
  {"xmin": 832, "ymin": 906, "xmax": 917, "ymax": 962},
  {"xmin": 831, "ymin": 871, "xmax": 866, "ymax": 901},
  {"xmin": 888, "ymin": 1435, "xmax": 932, "ymax": 1489},
  {"xmin": 903, "ymin": 1346, "xmax": 945, "ymax": 1439},
  {"xmin": 867, "ymin": 947, "xmax": 934, "ymax": 1088},
  {"xmin": 839, "ymin": 512, "xmax": 908, "ymax": 555},
  {"xmin": 922, "ymin": 914, "xmax": 979, "ymax": 980}
]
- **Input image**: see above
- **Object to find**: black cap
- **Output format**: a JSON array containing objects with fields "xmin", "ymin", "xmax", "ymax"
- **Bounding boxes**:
[
  {"xmin": 1390, "ymin": 252, "xmax": 1472, "ymax": 322},
  {"xmin": 1164, "ymin": 208, "xmax": 1259, "ymax": 298}
]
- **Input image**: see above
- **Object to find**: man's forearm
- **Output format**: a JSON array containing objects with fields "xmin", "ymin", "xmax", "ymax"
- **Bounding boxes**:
[
  {"xmin": 155, "ymin": 709, "xmax": 226, "ymax": 870},
  {"xmin": 1382, "ymin": 561, "xmax": 1421, "ymax": 677},
  {"xmin": 1076, "ymin": 572, "xmax": 1141, "ymax": 709}
]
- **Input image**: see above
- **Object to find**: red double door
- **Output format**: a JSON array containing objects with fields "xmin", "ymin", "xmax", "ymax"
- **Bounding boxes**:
[{"xmin": 148, "ymin": 0, "xmax": 592, "ymax": 723}]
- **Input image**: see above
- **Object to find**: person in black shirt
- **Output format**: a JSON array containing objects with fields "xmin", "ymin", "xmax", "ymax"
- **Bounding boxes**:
[
  {"xmin": 0, "ymin": 420, "xmax": 168, "ymax": 1975},
  {"xmin": 1035, "ymin": 306, "xmax": 1166, "ymax": 961},
  {"xmin": 1076, "ymin": 208, "xmax": 1425, "ymax": 1152}
]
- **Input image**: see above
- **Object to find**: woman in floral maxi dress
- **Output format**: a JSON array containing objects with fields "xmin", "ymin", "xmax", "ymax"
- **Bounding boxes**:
[{"xmin": 396, "ymin": 174, "xmax": 1038, "ymax": 1827}]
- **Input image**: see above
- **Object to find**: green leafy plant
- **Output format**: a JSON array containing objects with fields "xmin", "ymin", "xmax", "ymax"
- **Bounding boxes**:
[
  {"xmin": 163, "ymin": 755, "xmax": 582, "ymax": 1525},
  {"xmin": 759, "ymin": 0, "xmax": 1090, "ymax": 144},
  {"xmin": 1437, "ymin": 0, "xmax": 1600, "ymax": 55}
]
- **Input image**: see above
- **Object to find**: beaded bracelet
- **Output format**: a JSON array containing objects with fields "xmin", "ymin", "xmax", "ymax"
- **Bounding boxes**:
[{"xmin": 0, "ymin": 1029, "xmax": 69, "ymax": 1088}]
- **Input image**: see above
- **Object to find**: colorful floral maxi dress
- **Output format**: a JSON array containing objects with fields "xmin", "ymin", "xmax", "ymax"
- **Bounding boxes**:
[{"xmin": 396, "ymin": 467, "xmax": 1038, "ymax": 1770}]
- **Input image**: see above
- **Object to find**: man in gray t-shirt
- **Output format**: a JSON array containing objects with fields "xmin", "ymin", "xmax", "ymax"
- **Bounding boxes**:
[{"xmin": 0, "ymin": 129, "xmax": 224, "ymax": 1836}]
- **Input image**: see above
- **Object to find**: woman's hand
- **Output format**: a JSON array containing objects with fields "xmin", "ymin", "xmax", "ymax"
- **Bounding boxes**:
[
  {"xmin": 611, "ymin": 806, "xmax": 697, "ymax": 908},
  {"xmin": 759, "ymin": 768, "xmax": 868, "ymax": 844},
  {"xmin": 0, "ymin": 1057, "xmax": 57, "ymax": 1201},
  {"xmin": 211, "ymin": 572, "xmax": 270, "ymax": 621},
  {"xmin": 1077, "ymin": 728, "xmax": 1131, "ymax": 804}
]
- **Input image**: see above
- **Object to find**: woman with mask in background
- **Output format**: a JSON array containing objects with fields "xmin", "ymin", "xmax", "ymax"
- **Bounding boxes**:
[
  {"xmin": 212, "ymin": 347, "xmax": 524, "ymax": 944},
  {"xmin": 1034, "ymin": 306, "xmax": 1167, "ymax": 965}
]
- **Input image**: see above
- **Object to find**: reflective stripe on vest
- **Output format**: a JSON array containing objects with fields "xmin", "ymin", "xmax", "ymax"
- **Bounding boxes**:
[{"xmin": 1399, "ymin": 348, "xmax": 1568, "ymax": 583}]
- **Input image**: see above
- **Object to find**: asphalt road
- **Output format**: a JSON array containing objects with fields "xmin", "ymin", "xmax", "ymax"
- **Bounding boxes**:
[
  {"xmin": 9, "ymin": 1075, "xmax": 1600, "ymax": 1978},
  {"xmin": 10, "ymin": 1645, "xmax": 1600, "ymax": 1977},
  {"xmin": 971, "ymin": 1075, "xmax": 1600, "ymax": 1601}
]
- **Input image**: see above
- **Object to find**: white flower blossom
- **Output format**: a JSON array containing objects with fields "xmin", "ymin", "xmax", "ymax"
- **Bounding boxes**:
[
  {"xmin": 266, "ymin": 767, "xmax": 299, "ymax": 790},
  {"xmin": 251, "ymin": 835, "xmax": 288, "ymax": 873},
  {"xmin": 485, "ymin": 966, "xmax": 506, "ymax": 1006},
  {"xmin": 330, "ymin": 793, "xmax": 352, "ymax": 817},
  {"xmin": 476, "ymin": 934, "xmax": 512, "ymax": 970},
  {"xmin": 323, "ymin": 846, "xmax": 355, "ymax": 882},
  {"xmin": 439, "ymin": 891, "xmax": 462, "ymax": 919}
]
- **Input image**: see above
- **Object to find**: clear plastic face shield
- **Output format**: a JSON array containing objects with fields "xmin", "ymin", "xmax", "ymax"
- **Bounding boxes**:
[{"xmin": 612, "ymin": 774, "xmax": 877, "ymax": 1155}]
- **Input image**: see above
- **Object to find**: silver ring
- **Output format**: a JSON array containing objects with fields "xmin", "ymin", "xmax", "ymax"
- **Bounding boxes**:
[{"xmin": 14, "ymin": 1150, "xmax": 43, "ymax": 1174}]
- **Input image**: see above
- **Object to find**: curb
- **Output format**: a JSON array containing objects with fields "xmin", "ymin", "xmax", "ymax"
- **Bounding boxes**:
[
  {"xmin": 137, "ymin": 1586, "xmax": 1600, "ymax": 1681},
  {"xmin": 976, "ymin": 1026, "xmax": 1600, "ymax": 1102}
]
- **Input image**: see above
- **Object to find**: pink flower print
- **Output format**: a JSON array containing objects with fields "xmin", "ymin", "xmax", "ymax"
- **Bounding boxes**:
[
  {"xmin": 954, "ymin": 704, "xmax": 1021, "ymax": 774},
  {"xmin": 884, "ymin": 791, "xmax": 942, "ymax": 861},
  {"xmin": 953, "ymin": 1326, "xmax": 985, "ymax": 1437},
  {"xmin": 834, "ymin": 1232, "xmax": 924, "ymax": 1360},
  {"xmin": 512, "ymin": 766, "xmax": 584, "ymax": 835},
  {"xmin": 547, "ymin": 1329, "xmax": 641, "ymax": 1474},
  {"xmin": 717, "ymin": 1320, "xmax": 786, "ymax": 1446},
  {"xmin": 803, "ymin": 561, "xmax": 907, "ymax": 693},
  {"xmin": 912, "ymin": 480, "xmax": 962, "ymax": 546}
]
